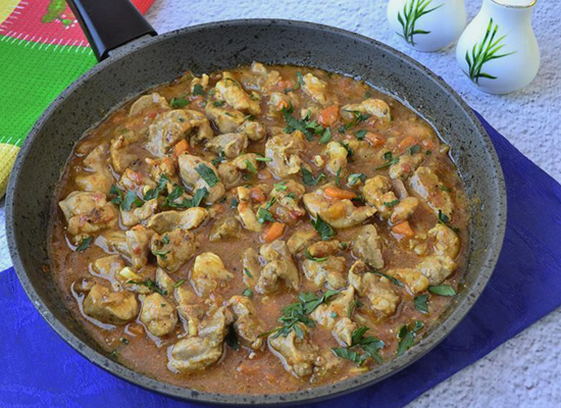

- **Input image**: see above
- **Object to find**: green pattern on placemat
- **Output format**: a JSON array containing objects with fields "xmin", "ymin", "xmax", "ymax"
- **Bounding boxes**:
[{"xmin": 0, "ymin": 36, "xmax": 96, "ymax": 147}]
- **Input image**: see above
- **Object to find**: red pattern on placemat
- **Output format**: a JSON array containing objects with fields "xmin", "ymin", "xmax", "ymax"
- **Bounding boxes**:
[{"xmin": 0, "ymin": 0, "xmax": 154, "ymax": 47}]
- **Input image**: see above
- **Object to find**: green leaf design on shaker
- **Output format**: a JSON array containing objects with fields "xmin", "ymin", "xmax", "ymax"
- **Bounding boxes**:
[
  {"xmin": 397, "ymin": 0, "xmax": 442, "ymax": 46},
  {"xmin": 465, "ymin": 18, "xmax": 515, "ymax": 84}
]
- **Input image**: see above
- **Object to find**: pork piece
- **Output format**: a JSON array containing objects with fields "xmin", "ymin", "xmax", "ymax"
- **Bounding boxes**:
[
  {"xmin": 206, "ymin": 132, "xmax": 248, "ymax": 159},
  {"xmin": 58, "ymin": 191, "xmax": 118, "ymax": 239},
  {"xmin": 351, "ymin": 224, "xmax": 384, "ymax": 269},
  {"xmin": 242, "ymin": 247, "xmax": 260, "ymax": 288},
  {"xmin": 417, "ymin": 255, "xmax": 457, "ymax": 285},
  {"xmin": 75, "ymin": 145, "xmax": 113, "ymax": 193},
  {"xmin": 428, "ymin": 223, "xmax": 460, "ymax": 258},
  {"xmin": 174, "ymin": 286, "xmax": 204, "ymax": 336},
  {"xmin": 270, "ymin": 180, "xmax": 307, "ymax": 224},
  {"xmin": 228, "ymin": 295, "xmax": 265, "ymax": 350},
  {"xmin": 361, "ymin": 175, "xmax": 399, "ymax": 219},
  {"xmin": 205, "ymin": 102, "xmax": 246, "ymax": 133},
  {"xmin": 177, "ymin": 154, "xmax": 225, "ymax": 205},
  {"xmin": 214, "ymin": 72, "xmax": 261, "ymax": 115},
  {"xmin": 386, "ymin": 268, "xmax": 429, "ymax": 294},
  {"xmin": 128, "ymin": 92, "xmax": 169, "ymax": 116},
  {"xmin": 286, "ymin": 225, "xmax": 318, "ymax": 254},
  {"xmin": 348, "ymin": 260, "xmax": 400, "ymax": 316},
  {"xmin": 255, "ymin": 240, "xmax": 300, "ymax": 294},
  {"xmin": 265, "ymin": 131, "xmax": 305, "ymax": 178},
  {"xmin": 125, "ymin": 225, "xmax": 154, "ymax": 269},
  {"xmin": 118, "ymin": 168, "xmax": 156, "ymax": 194},
  {"xmin": 167, "ymin": 306, "xmax": 233, "ymax": 372},
  {"xmin": 341, "ymin": 98, "xmax": 391, "ymax": 122},
  {"xmin": 147, "ymin": 110, "xmax": 213, "ymax": 156},
  {"xmin": 146, "ymin": 208, "xmax": 208, "ymax": 233},
  {"xmin": 311, "ymin": 287, "xmax": 357, "ymax": 346},
  {"xmin": 324, "ymin": 141, "xmax": 348, "ymax": 175},
  {"xmin": 150, "ymin": 229, "xmax": 198, "ymax": 272},
  {"xmin": 91, "ymin": 255, "xmax": 125, "ymax": 279},
  {"xmin": 155, "ymin": 267, "xmax": 175, "ymax": 295},
  {"xmin": 302, "ymin": 256, "xmax": 346, "ymax": 290},
  {"xmin": 121, "ymin": 199, "xmax": 158, "ymax": 227},
  {"xmin": 235, "ymin": 186, "xmax": 262, "ymax": 232},
  {"xmin": 301, "ymin": 73, "xmax": 328, "ymax": 105},
  {"xmin": 389, "ymin": 153, "xmax": 424, "ymax": 180},
  {"xmin": 267, "ymin": 91, "xmax": 292, "ymax": 113},
  {"xmin": 190, "ymin": 252, "xmax": 234, "ymax": 296},
  {"xmin": 190, "ymin": 73, "xmax": 209, "ymax": 92},
  {"xmin": 110, "ymin": 129, "xmax": 145, "ymax": 173},
  {"xmin": 409, "ymin": 166, "xmax": 454, "ymax": 217},
  {"xmin": 244, "ymin": 62, "xmax": 282, "ymax": 92},
  {"xmin": 139, "ymin": 292, "xmax": 178, "ymax": 337},
  {"xmin": 303, "ymin": 186, "xmax": 376, "ymax": 229},
  {"xmin": 310, "ymin": 349, "xmax": 343, "ymax": 383},
  {"xmin": 209, "ymin": 216, "xmax": 241, "ymax": 242},
  {"xmin": 83, "ymin": 284, "xmax": 138, "ymax": 325},
  {"xmin": 217, "ymin": 162, "xmax": 243, "ymax": 190},
  {"xmin": 390, "ymin": 197, "xmax": 419, "ymax": 225},
  {"xmin": 268, "ymin": 324, "xmax": 319, "ymax": 378},
  {"xmin": 237, "ymin": 120, "xmax": 265, "ymax": 141},
  {"xmin": 145, "ymin": 156, "xmax": 178, "ymax": 182}
]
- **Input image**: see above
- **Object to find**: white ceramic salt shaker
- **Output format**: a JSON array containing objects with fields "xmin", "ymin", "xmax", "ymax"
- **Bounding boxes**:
[
  {"xmin": 387, "ymin": 0, "xmax": 467, "ymax": 52},
  {"xmin": 456, "ymin": 0, "xmax": 540, "ymax": 94}
]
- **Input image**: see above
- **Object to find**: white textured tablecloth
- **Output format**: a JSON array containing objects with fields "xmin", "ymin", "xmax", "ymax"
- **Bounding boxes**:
[{"xmin": 2, "ymin": 0, "xmax": 560, "ymax": 406}]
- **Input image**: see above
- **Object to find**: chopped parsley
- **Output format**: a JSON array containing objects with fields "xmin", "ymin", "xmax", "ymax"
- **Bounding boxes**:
[
  {"xmin": 213, "ymin": 100, "xmax": 226, "ymax": 107},
  {"xmin": 335, "ymin": 167, "xmax": 342, "ymax": 187},
  {"xmin": 301, "ymin": 168, "xmax": 326, "ymax": 186},
  {"xmin": 339, "ymin": 110, "xmax": 371, "ymax": 132},
  {"xmin": 274, "ymin": 182, "xmax": 288, "ymax": 191},
  {"xmin": 75, "ymin": 236, "xmax": 93, "ymax": 252},
  {"xmin": 332, "ymin": 326, "xmax": 385, "ymax": 365},
  {"xmin": 243, "ymin": 268, "xmax": 253, "ymax": 278},
  {"xmin": 437, "ymin": 209, "xmax": 460, "ymax": 232},
  {"xmin": 355, "ymin": 129, "xmax": 367, "ymax": 140},
  {"xmin": 257, "ymin": 198, "xmax": 276, "ymax": 224},
  {"xmin": 244, "ymin": 159, "xmax": 257, "ymax": 174},
  {"xmin": 211, "ymin": 151, "xmax": 226, "ymax": 166},
  {"xmin": 341, "ymin": 141, "xmax": 354, "ymax": 158},
  {"xmin": 192, "ymin": 84, "xmax": 204, "ymax": 96},
  {"xmin": 368, "ymin": 269, "xmax": 404, "ymax": 287},
  {"xmin": 408, "ymin": 144, "xmax": 421, "ymax": 155},
  {"xmin": 319, "ymin": 128, "xmax": 332, "ymax": 144},
  {"xmin": 161, "ymin": 235, "xmax": 170, "ymax": 245},
  {"xmin": 376, "ymin": 151, "xmax": 399, "ymax": 170},
  {"xmin": 396, "ymin": 320, "xmax": 424, "ymax": 356},
  {"xmin": 347, "ymin": 173, "xmax": 366, "ymax": 186},
  {"xmin": 311, "ymin": 215, "xmax": 335, "ymax": 240},
  {"xmin": 270, "ymin": 290, "xmax": 340, "ymax": 338},
  {"xmin": 281, "ymin": 105, "xmax": 324, "ymax": 141},
  {"xmin": 131, "ymin": 279, "xmax": 168, "ymax": 296},
  {"xmin": 414, "ymin": 294, "xmax": 429, "ymax": 314},
  {"xmin": 195, "ymin": 163, "xmax": 219, "ymax": 187},
  {"xmin": 439, "ymin": 184, "xmax": 451, "ymax": 192},
  {"xmin": 152, "ymin": 248, "xmax": 170, "ymax": 260},
  {"xmin": 109, "ymin": 185, "xmax": 124, "ymax": 206},
  {"xmin": 143, "ymin": 175, "xmax": 170, "ymax": 201},
  {"xmin": 304, "ymin": 249, "xmax": 328, "ymax": 262},
  {"xmin": 230, "ymin": 197, "xmax": 239, "ymax": 208},
  {"xmin": 242, "ymin": 288, "xmax": 254, "ymax": 298},
  {"xmin": 428, "ymin": 285, "xmax": 456, "ymax": 296},
  {"xmin": 173, "ymin": 279, "xmax": 186, "ymax": 288},
  {"xmin": 170, "ymin": 97, "xmax": 189, "ymax": 108},
  {"xmin": 383, "ymin": 199, "xmax": 400, "ymax": 208},
  {"xmin": 255, "ymin": 155, "xmax": 272, "ymax": 162},
  {"xmin": 121, "ymin": 191, "xmax": 144, "ymax": 211},
  {"xmin": 166, "ymin": 186, "xmax": 208, "ymax": 209}
]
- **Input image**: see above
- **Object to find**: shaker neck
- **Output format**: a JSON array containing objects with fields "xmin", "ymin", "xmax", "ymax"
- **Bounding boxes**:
[{"xmin": 482, "ymin": 0, "xmax": 534, "ymax": 22}]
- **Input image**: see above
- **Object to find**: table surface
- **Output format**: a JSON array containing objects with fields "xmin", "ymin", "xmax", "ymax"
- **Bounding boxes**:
[{"xmin": 2, "ymin": 0, "xmax": 561, "ymax": 406}]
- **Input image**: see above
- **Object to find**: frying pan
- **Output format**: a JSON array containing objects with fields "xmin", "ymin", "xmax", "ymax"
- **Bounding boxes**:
[{"xmin": 6, "ymin": 0, "xmax": 506, "ymax": 405}]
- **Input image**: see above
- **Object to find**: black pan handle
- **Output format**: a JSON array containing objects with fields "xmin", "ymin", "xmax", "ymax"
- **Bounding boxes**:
[{"xmin": 66, "ymin": 0, "xmax": 157, "ymax": 61}]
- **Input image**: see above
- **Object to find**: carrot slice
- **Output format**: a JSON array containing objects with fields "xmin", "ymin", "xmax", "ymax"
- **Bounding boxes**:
[
  {"xmin": 398, "ymin": 136, "xmax": 417, "ymax": 151},
  {"xmin": 392, "ymin": 221, "xmax": 415, "ymax": 238},
  {"xmin": 318, "ymin": 105, "xmax": 340, "ymax": 127},
  {"xmin": 324, "ymin": 186, "xmax": 357, "ymax": 200},
  {"xmin": 173, "ymin": 139, "xmax": 189, "ymax": 156},
  {"xmin": 263, "ymin": 222, "xmax": 286, "ymax": 242}
]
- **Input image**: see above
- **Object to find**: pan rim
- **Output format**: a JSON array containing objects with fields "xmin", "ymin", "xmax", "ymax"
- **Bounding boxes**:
[{"xmin": 6, "ymin": 18, "xmax": 506, "ymax": 406}]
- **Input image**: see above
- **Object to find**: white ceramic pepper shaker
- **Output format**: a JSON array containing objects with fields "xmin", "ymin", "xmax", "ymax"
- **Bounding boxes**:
[
  {"xmin": 456, "ymin": 0, "xmax": 540, "ymax": 94},
  {"xmin": 387, "ymin": 0, "xmax": 467, "ymax": 52}
]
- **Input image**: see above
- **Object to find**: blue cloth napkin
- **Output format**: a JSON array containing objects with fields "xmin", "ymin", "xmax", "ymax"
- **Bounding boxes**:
[{"xmin": 1, "ymin": 113, "xmax": 560, "ymax": 408}]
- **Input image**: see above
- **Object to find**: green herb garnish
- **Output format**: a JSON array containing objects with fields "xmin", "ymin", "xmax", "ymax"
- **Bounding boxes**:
[
  {"xmin": 76, "ymin": 236, "xmax": 93, "ymax": 252},
  {"xmin": 255, "ymin": 155, "xmax": 272, "ymax": 162},
  {"xmin": 347, "ymin": 173, "xmax": 366, "ymax": 186},
  {"xmin": 121, "ymin": 191, "xmax": 144, "ymax": 211},
  {"xmin": 396, "ymin": 320, "xmax": 424, "ymax": 356},
  {"xmin": 173, "ymin": 279, "xmax": 186, "ymax": 288},
  {"xmin": 195, "ymin": 163, "xmax": 219, "ymax": 187},
  {"xmin": 170, "ymin": 97, "xmax": 189, "ymax": 108},
  {"xmin": 230, "ymin": 197, "xmax": 239, "ymax": 208},
  {"xmin": 319, "ymin": 128, "xmax": 332, "ymax": 144},
  {"xmin": 211, "ymin": 151, "xmax": 226, "ymax": 166},
  {"xmin": 428, "ymin": 285, "xmax": 456, "ymax": 296},
  {"xmin": 414, "ymin": 294, "xmax": 429, "ymax": 313},
  {"xmin": 384, "ymin": 199, "xmax": 400, "ymax": 208},
  {"xmin": 368, "ymin": 269, "xmax": 404, "ymax": 287},
  {"xmin": 332, "ymin": 326, "xmax": 385, "ymax": 365},
  {"xmin": 243, "ymin": 268, "xmax": 253, "ymax": 278},
  {"xmin": 304, "ymin": 249, "xmax": 328, "ymax": 263},
  {"xmin": 242, "ymin": 288, "xmax": 254, "ymax": 298},
  {"xmin": 257, "ymin": 198, "xmax": 276, "ymax": 224},
  {"xmin": 109, "ymin": 185, "xmax": 124, "ymax": 206},
  {"xmin": 408, "ymin": 144, "xmax": 421, "ymax": 155},
  {"xmin": 131, "ymin": 279, "xmax": 168, "ymax": 296},
  {"xmin": 355, "ymin": 130, "xmax": 367, "ymax": 140},
  {"xmin": 376, "ymin": 151, "xmax": 400, "ymax": 170},
  {"xmin": 311, "ymin": 215, "xmax": 335, "ymax": 241},
  {"xmin": 192, "ymin": 84, "xmax": 204, "ymax": 96},
  {"xmin": 301, "ymin": 168, "xmax": 326, "ymax": 186},
  {"xmin": 439, "ymin": 185, "xmax": 451, "ymax": 192},
  {"xmin": 144, "ymin": 175, "xmax": 170, "ymax": 201},
  {"xmin": 274, "ymin": 182, "xmax": 288, "ymax": 191},
  {"xmin": 282, "ymin": 105, "xmax": 324, "ymax": 141},
  {"xmin": 213, "ymin": 100, "xmax": 226, "ymax": 107},
  {"xmin": 244, "ymin": 159, "xmax": 257, "ymax": 174}
]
